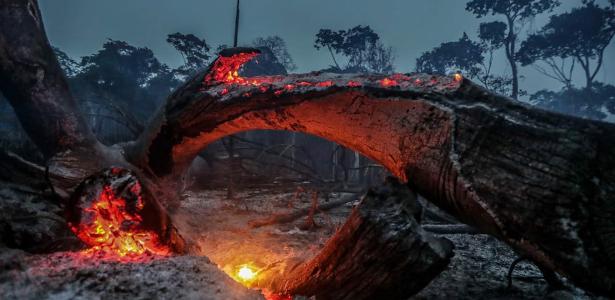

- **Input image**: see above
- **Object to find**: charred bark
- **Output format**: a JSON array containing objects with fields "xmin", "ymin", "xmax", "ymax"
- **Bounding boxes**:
[
  {"xmin": 259, "ymin": 178, "xmax": 453, "ymax": 299},
  {"xmin": 66, "ymin": 168, "xmax": 185, "ymax": 254},
  {"xmin": 0, "ymin": 0, "xmax": 182, "ymax": 252},
  {"xmin": 0, "ymin": 0, "xmax": 113, "ymax": 189},
  {"xmin": 1, "ymin": 1, "xmax": 614, "ymax": 296},
  {"xmin": 126, "ymin": 49, "xmax": 615, "ymax": 296}
]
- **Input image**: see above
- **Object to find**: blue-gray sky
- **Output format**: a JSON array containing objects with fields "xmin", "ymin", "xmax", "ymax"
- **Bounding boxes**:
[{"xmin": 39, "ymin": 0, "xmax": 614, "ymax": 96}]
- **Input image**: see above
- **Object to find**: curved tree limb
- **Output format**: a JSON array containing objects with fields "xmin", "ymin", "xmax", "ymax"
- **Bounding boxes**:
[
  {"xmin": 1, "ymin": 2, "xmax": 614, "ymax": 296},
  {"xmin": 127, "ymin": 49, "xmax": 615, "ymax": 296}
]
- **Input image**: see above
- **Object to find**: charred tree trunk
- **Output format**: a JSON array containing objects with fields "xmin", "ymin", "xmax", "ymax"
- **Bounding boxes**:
[
  {"xmin": 126, "ymin": 49, "xmax": 615, "ymax": 296},
  {"xmin": 0, "ymin": 0, "xmax": 182, "ymax": 251},
  {"xmin": 1, "ymin": 1, "xmax": 615, "ymax": 297},
  {"xmin": 0, "ymin": 0, "xmax": 112, "ymax": 189},
  {"xmin": 260, "ymin": 178, "xmax": 453, "ymax": 299}
]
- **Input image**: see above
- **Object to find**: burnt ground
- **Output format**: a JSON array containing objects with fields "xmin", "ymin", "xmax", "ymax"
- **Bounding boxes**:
[{"xmin": 0, "ymin": 187, "xmax": 607, "ymax": 300}]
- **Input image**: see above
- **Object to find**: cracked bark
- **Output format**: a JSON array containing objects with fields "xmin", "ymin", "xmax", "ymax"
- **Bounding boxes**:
[
  {"xmin": 259, "ymin": 178, "xmax": 453, "ymax": 299},
  {"xmin": 125, "ymin": 49, "xmax": 615, "ymax": 296},
  {"xmin": 1, "ymin": 1, "xmax": 614, "ymax": 296}
]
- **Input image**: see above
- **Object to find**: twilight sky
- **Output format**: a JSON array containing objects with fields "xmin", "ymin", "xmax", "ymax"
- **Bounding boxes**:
[{"xmin": 39, "ymin": 0, "xmax": 614, "ymax": 97}]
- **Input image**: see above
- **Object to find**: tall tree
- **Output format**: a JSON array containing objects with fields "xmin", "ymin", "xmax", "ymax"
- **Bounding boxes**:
[
  {"xmin": 314, "ymin": 26, "xmax": 394, "ymax": 74},
  {"xmin": 518, "ymin": 1, "xmax": 615, "ymax": 90},
  {"xmin": 416, "ymin": 33, "xmax": 484, "ymax": 77},
  {"xmin": 76, "ymin": 40, "xmax": 175, "ymax": 120},
  {"xmin": 415, "ymin": 32, "xmax": 512, "ymax": 95},
  {"xmin": 466, "ymin": 0, "xmax": 560, "ymax": 99},
  {"xmin": 166, "ymin": 33, "xmax": 211, "ymax": 76}
]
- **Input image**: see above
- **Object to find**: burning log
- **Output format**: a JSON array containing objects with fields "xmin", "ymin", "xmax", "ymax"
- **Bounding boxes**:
[
  {"xmin": 125, "ymin": 49, "xmax": 615, "ymax": 296},
  {"xmin": 1, "ymin": 0, "xmax": 615, "ymax": 297},
  {"xmin": 66, "ymin": 168, "xmax": 184, "ymax": 257},
  {"xmin": 259, "ymin": 178, "xmax": 453, "ymax": 299}
]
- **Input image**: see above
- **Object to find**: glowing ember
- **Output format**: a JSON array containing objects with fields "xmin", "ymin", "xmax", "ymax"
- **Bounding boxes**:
[
  {"xmin": 316, "ymin": 80, "xmax": 334, "ymax": 87},
  {"xmin": 380, "ymin": 77, "xmax": 399, "ymax": 87},
  {"xmin": 68, "ymin": 169, "xmax": 170, "ymax": 259},
  {"xmin": 204, "ymin": 51, "xmax": 260, "ymax": 85},
  {"xmin": 237, "ymin": 265, "xmax": 257, "ymax": 282},
  {"xmin": 347, "ymin": 80, "xmax": 362, "ymax": 87},
  {"xmin": 204, "ymin": 49, "xmax": 462, "ymax": 100}
]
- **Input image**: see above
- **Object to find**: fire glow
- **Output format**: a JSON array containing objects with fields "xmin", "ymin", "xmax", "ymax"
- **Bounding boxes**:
[
  {"xmin": 237, "ymin": 265, "xmax": 257, "ymax": 282},
  {"xmin": 203, "ymin": 50, "xmax": 462, "ymax": 97},
  {"xmin": 204, "ymin": 51, "xmax": 260, "ymax": 85},
  {"xmin": 69, "ymin": 184, "xmax": 170, "ymax": 259}
]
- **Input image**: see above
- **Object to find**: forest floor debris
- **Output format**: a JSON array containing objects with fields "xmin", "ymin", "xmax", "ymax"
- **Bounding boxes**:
[{"xmin": 0, "ymin": 187, "xmax": 605, "ymax": 299}]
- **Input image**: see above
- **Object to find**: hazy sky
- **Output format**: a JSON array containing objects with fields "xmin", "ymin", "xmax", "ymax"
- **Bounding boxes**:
[{"xmin": 39, "ymin": 0, "xmax": 614, "ymax": 96}]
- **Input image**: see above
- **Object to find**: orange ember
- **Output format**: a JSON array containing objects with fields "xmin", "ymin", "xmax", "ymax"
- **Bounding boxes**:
[
  {"xmin": 380, "ymin": 77, "xmax": 399, "ymax": 87},
  {"xmin": 316, "ymin": 80, "xmax": 334, "ymax": 87},
  {"xmin": 70, "ymin": 183, "xmax": 169, "ymax": 258},
  {"xmin": 204, "ymin": 52, "xmax": 260, "ymax": 85},
  {"xmin": 347, "ymin": 80, "xmax": 362, "ymax": 87},
  {"xmin": 206, "ymin": 50, "xmax": 465, "ymax": 100}
]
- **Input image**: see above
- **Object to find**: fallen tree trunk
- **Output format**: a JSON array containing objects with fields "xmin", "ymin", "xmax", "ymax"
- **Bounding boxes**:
[
  {"xmin": 259, "ymin": 179, "xmax": 453, "ymax": 299},
  {"xmin": 1, "ymin": 2, "xmax": 614, "ymax": 296},
  {"xmin": 125, "ymin": 49, "xmax": 615, "ymax": 296}
]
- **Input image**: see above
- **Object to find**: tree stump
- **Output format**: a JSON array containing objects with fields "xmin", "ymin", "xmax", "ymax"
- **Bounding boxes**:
[{"xmin": 261, "ymin": 178, "xmax": 454, "ymax": 299}]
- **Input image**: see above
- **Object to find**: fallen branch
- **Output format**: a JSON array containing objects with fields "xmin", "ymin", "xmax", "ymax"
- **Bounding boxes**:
[{"xmin": 248, "ymin": 192, "xmax": 360, "ymax": 228}]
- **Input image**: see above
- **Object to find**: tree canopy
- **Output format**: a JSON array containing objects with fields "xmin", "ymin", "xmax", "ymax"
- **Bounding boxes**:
[
  {"xmin": 166, "ymin": 32, "xmax": 211, "ymax": 76},
  {"xmin": 518, "ymin": 1, "xmax": 615, "ymax": 89},
  {"xmin": 466, "ymin": 0, "xmax": 561, "ymax": 99},
  {"xmin": 314, "ymin": 25, "xmax": 394, "ymax": 74}
]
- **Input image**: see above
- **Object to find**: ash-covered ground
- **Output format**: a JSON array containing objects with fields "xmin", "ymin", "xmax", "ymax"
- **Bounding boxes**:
[{"xmin": 0, "ymin": 187, "xmax": 605, "ymax": 300}]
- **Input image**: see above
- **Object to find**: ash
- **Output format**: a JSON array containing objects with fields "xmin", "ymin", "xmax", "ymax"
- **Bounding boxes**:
[{"xmin": 0, "ymin": 187, "xmax": 604, "ymax": 300}]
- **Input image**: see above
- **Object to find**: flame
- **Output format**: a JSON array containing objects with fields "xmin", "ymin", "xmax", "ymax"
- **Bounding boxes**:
[
  {"xmin": 237, "ymin": 265, "xmax": 257, "ymax": 282},
  {"xmin": 454, "ymin": 73, "xmax": 463, "ymax": 82},
  {"xmin": 204, "ymin": 51, "xmax": 460, "ymax": 100},
  {"xmin": 70, "ymin": 184, "xmax": 170, "ymax": 259},
  {"xmin": 380, "ymin": 77, "xmax": 398, "ymax": 87}
]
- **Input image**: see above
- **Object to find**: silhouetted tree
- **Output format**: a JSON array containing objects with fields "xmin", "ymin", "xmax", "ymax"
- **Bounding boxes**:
[
  {"xmin": 518, "ymin": 1, "xmax": 615, "ymax": 90},
  {"xmin": 166, "ymin": 32, "xmax": 211, "ymax": 76},
  {"xmin": 252, "ymin": 36, "xmax": 297, "ymax": 71},
  {"xmin": 415, "ymin": 33, "xmax": 512, "ymax": 95},
  {"xmin": 75, "ymin": 40, "xmax": 176, "ymax": 121},
  {"xmin": 314, "ymin": 25, "xmax": 394, "ymax": 73},
  {"xmin": 416, "ymin": 33, "xmax": 483, "ymax": 77},
  {"xmin": 531, "ymin": 82, "xmax": 615, "ymax": 121},
  {"xmin": 466, "ymin": 0, "xmax": 560, "ymax": 99}
]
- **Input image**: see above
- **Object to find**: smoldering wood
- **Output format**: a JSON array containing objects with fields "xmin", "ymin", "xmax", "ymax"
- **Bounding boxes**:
[
  {"xmin": 0, "ymin": 0, "xmax": 113, "ymax": 189},
  {"xmin": 66, "ymin": 167, "xmax": 186, "ymax": 253},
  {"xmin": 0, "ymin": 0, "xmax": 185, "ymax": 253},
  {"xmin": 258, "ymin": 179, "xmax": 454, "ymax": 299},
  {"xmin": 1, "ymin": 1, "xmax": 614, "ymax": 297},
  {"xmin": 125, "ymin": 48, "xmax": 615, "ymax": 296}
]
